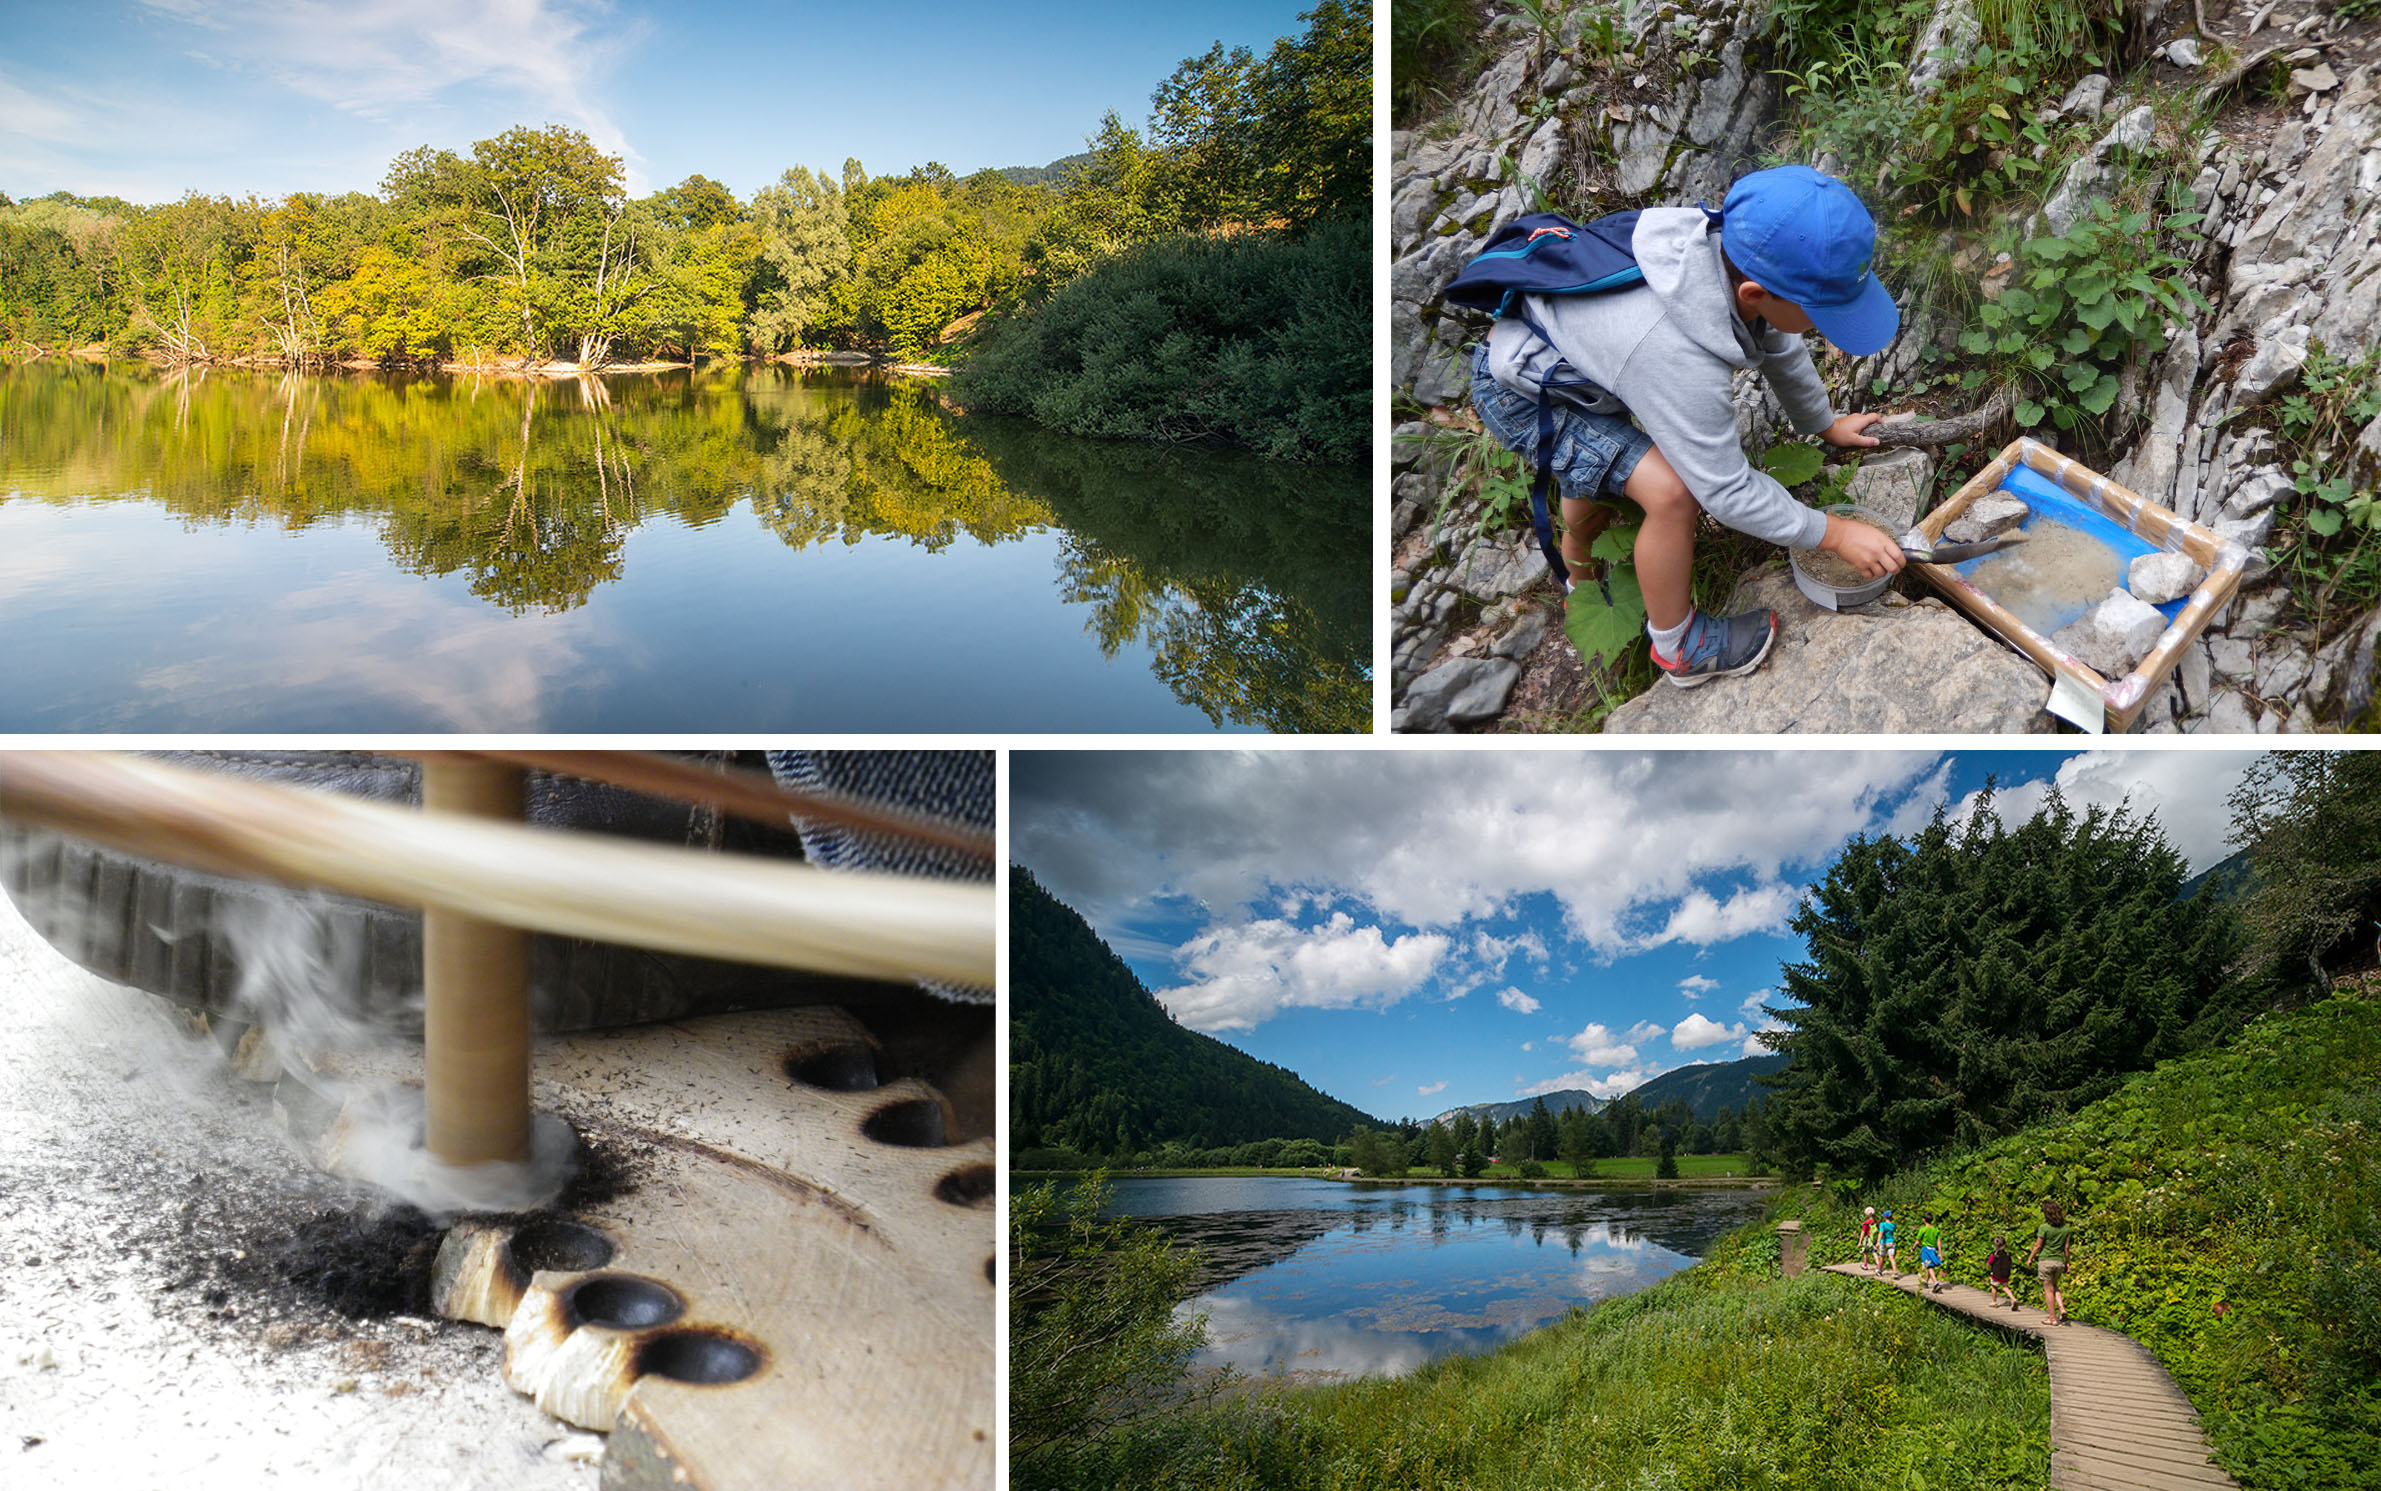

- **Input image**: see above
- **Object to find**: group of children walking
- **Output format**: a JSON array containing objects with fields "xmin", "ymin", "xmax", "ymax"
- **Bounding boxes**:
[{"xmin": 1854, "ymin": 1201, "xmax": 2076, "ymax": 1326}]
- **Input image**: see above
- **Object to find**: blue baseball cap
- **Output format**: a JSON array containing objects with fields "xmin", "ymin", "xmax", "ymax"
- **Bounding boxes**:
[{"xmin": 1720, "ymin": 165, "xmax": 1900, "ymax": 356}]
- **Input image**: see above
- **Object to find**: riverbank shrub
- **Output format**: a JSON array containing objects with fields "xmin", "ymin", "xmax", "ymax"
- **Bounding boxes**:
[
  {"xmin": 1772, "ymin": 981, "xmax": 2381, "ymax": 1489},
  {"xmin": 953, "ymin": 220, "xmax": 1368, "ymax": 465}
]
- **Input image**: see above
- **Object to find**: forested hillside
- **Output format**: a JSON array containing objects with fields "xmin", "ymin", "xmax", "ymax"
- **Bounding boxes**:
[
  {"xmin": 1628, "ymin": 1052, "xmax": 1788, "ymax": 1121},
  {"xmin": 1, "ymin": 1, "xmax": 1367, "ymax": 460},
  {"xmin": 1010, "ymin": 867, "xmax": 1377, "ymax": 1161}
]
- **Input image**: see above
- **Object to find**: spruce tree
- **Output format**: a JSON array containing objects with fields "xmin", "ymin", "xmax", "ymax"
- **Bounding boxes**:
[{"xmin": 1759, "ymin": 786, "xmax": 2239, "ymax": 1179}]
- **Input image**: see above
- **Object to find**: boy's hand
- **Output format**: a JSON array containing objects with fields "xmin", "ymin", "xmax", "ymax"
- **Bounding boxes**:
[
  {"xmin": 1822, "ymin": 412, "xmax": 1888, "ymax": 447},
  {"xmin": 1822, "ymin": 514, "xmax": 1907, "ymax": 578}
]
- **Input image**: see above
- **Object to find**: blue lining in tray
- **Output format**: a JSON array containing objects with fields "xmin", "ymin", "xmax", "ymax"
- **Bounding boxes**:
[{"xmin": 1949, "ymin": 462, "xmax": 2190, "ymax": 633}]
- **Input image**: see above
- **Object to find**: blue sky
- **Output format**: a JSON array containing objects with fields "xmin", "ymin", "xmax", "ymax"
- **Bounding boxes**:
[
  {"xmin": 1012, "ymin": 750, "xmax": 2265, "ymax": 1124},
  {"xmin": 0, "ymin": 0, "xmax": 1318, "ymax": 204}
]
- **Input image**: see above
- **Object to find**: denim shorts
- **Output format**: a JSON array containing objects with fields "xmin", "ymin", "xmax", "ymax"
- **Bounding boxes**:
[{"xmin": 1469, "ymin": 342, "xmax": 1653, "ymax": 503}]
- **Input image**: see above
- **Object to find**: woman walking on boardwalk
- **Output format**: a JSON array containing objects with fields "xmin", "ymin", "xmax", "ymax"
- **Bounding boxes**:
[{"xmin": 2025, "ymin": 1200, "xmax": 2076, "ymax": 1325}]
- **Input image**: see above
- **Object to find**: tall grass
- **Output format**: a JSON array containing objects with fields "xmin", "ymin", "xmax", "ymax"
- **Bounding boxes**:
[{"xmin": 1024, "ymin": 1226, "xmax": 2052, "ymax": 1491}]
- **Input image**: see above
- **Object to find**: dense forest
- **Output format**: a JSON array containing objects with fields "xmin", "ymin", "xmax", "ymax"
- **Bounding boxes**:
[
  {"xmin": 0, "ymin": 1, "xmax": 1365, "ymax": 461},
  {"xmin": 1009, "ymin": 867, "xmax": 1379, "ymax": 1165}
]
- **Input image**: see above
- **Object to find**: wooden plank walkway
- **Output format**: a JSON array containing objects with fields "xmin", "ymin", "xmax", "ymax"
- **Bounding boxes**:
[{"xmin": 1823, "ymin": 1263, "xmax": 2239, "ymax": 1491}]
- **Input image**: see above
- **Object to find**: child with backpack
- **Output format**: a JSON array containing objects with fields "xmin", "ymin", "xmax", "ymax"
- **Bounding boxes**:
[
  {"xmin": 1858, "ymin": 1205, "xmax": 1880, "ymax": 1271},
  {"xmin": 1878, "ymin": 1209, "xmax": 1899, "ymax": 1276},
  {"xmin": 1985, "ymin": 1235, "xmax": 2019, "ymax": 1309},
  {"xmin": 1452, "ymin": 165, "xmax": 1907, "ymax": 687}
]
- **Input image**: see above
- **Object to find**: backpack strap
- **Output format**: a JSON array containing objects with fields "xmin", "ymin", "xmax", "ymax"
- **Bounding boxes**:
[{"xmin": 1509, "ymin": 305, "xmax": 1615, "ymax": 603}]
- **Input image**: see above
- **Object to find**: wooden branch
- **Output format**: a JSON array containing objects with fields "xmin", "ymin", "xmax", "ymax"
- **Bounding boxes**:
[
  {"xmin": 416, "ymin": 750, "xmax": 994, "ymax": 860},
  {"xmin": 2197, "ymin": 40, "xmax": 2333, "ymax": 108},
  {"xmin": 0, "ymin": 753, "xmax": 993, "ymax": 988},
  {"xmin": 1865, "ymin": 386, "xmax": 2015, "ymax": 448}
]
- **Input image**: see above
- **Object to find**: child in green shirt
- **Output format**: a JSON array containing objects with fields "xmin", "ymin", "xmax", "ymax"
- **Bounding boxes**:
[{"xmin": 1917, "ymin": 1214, "xmax": 1945, "ymax": 1293}]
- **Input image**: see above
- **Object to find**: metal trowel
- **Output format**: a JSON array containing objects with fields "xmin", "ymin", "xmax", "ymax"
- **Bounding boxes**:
[{"xmin": 1897, "ymin": 528, "xmax": 2028, "ymax": 564}]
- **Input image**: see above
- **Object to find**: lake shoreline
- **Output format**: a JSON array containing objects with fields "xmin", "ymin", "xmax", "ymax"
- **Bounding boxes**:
[{"xmin": 1016, "ymin": 1167, "xmax": 1783, "ymax": 1191}]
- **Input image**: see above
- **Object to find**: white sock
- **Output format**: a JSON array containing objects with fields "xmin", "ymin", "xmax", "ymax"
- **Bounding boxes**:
[{"xmin": 1647, "ymin": 612, "xmax": 1693, "ymax": 657}]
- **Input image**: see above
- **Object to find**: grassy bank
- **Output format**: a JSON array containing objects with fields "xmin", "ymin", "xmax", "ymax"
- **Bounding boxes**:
[
  {"xmin": 1023, "ymin": 1224, "xmax": 2051, "ymax": 1491},
  {"xmin": 1770, "ymin": 980, "xmax": 2381, "ymax": 1490},
  {"xmin": 1012, "ymin": 1154, "xmax": 1769, "ymax": 1184}
]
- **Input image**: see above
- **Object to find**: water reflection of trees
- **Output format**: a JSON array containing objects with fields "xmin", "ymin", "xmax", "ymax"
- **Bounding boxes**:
[{"xmin": 1, "ymin": 360, "xmax": 1366, "ymax": 731}]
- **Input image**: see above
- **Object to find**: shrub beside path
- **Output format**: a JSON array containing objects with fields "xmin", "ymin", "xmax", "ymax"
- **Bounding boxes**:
[{"xmin": 1823, "ymin": 1262, "xmax": 2238, "ymax": 1491}]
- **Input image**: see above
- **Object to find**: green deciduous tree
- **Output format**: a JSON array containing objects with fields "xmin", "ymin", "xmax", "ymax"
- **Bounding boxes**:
[
  {"xmin": 1010, "ymin": 1173, "xmax": 1210, "ymax": 1467},
  {"xmin": 2227, "ymin": 751, "xmax": 2381, "ymax": 998},
  {"xmin": 748, "ymin": 164, "xmax": 850, "ymax": 352}
]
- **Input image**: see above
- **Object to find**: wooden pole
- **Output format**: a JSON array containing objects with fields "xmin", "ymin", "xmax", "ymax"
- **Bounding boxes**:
[{"xmin": 420, "ymin": 757, "xmax": 532, "ymax": 1167}]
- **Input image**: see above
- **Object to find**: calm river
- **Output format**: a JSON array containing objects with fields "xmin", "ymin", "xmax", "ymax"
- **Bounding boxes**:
[
  {"xmin": 1102, "ymin": 1176, "xmax": 1774, "ymax": 1382},
  {"xmin": 0, "ymin": 361, "xmax": 1367, "ymax": 732}
]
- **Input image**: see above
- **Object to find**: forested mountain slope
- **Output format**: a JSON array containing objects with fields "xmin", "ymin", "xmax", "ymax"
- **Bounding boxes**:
[{"xmin": 1010, "ymin": 868, "xmax": 1377, "ymax": 1158}]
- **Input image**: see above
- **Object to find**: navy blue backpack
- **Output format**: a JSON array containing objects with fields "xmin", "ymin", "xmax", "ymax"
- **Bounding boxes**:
[{"xmin": 1444, "ymin": 209, "xmax": 1648, "ymax": 593}]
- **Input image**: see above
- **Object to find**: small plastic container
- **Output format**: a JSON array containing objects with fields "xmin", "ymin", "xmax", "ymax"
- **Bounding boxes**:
[{"xmin": 1788, "ymin": 503, "xmax": 1897, "ymax": 610}]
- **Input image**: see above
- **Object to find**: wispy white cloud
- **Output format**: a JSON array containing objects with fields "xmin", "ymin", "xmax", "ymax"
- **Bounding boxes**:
[
  {"xmin": 1738, "ymin": 988, "xmax": 1773, "ymax": 1016},
  {"xmin": 1624, "ymin": 1019, "xmax": 1667, "ymax": 1044},
  {"xmin": 1677, "ymin": 973, "xmax": 1719, "ymax": 1000},
  {"xmin": 1418, "ymin": 1079, "xmax": 1447, "ymax": 1097},
  {"xmin": 134, "ymin": 0, "xmax": 645, "ymax": 185},
  {"xmin": 1496, "ymin": 986, "xmax": 1541, "ymax": 1015}
]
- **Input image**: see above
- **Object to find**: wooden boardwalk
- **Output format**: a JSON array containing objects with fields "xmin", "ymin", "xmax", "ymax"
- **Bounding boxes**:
[{"xmin": 1823, "ymin": 1263, "xmax": 2239, "ymax": 1491}]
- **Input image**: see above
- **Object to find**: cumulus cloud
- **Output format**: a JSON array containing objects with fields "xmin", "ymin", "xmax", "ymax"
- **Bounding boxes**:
[
  {"xmin": 1522, "ymin": 1040, "xmax": 1534, "ymax": 1051},
  {"xmin": 1153, "ymin": 912, "xmax": 1450, "ymax": 1032},
  {"xmin": 1564, "ymin": 1023, "xmax": 1639, "ymax": 1066},
  {"xmin": 1012, "ymin": 750, "xmax": 1943, "ymax": 958},
  {"xmin": 1741, "ymin": 1012, "xmax": 1790, "ymax": 1057},
  {"xmin": 1631, "ymin": 883, "xmax": 1800, "ymax": 952},
  {"xmin": 1624, "ymin": 1020, "xmax": 1667, "ymax": 1044},
  {"xmin": 1672, "ymin": 1013, "xmax": 1749, "ymax": 1051},
  {"xmin": 1941, "ymin": 752, "xmax": 2262, "ymax": 872},
  {"xmin": 1418, "ymin": 1080, "xmax": 1447, "ymax": 1097},
  {"xmin": 1523, "ymin": 1067, "xmax": 1660, "ymax": 1100},
  {"xmin": 1677, "ymin": 974, "xmax": 1720, "ymax": 999},
  {"xmin": 1496, "ymin": 986, "xmax": 1542, "ymax": 1014}
]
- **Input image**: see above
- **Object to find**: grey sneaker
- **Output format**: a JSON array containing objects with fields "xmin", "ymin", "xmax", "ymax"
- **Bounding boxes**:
[{"xmin": 1652, "ymin": 608, "xmax": 1779, "ymax": 688}]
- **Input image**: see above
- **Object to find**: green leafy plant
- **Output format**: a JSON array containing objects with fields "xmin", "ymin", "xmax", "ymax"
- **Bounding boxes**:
[
  {"xmin": 2261, "ymin": 344, "xmax": 2381, "ymax": 629},
  {"xmin": 1562, "ymin": 522, "xmax": 1647, "ymax": 667},
  {"xmin": 1761, "ymin": 440, "xmax": 1828, "ymax": 487},
  {"xmin": 1959, "ymin": 199, "xmax": 2207, "ymax": 436}
]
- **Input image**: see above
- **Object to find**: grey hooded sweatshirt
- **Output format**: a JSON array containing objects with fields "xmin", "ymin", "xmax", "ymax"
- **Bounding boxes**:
[{"xmin": 1483, "ymin": 206, "xmax": 1838, "ymax": 551}]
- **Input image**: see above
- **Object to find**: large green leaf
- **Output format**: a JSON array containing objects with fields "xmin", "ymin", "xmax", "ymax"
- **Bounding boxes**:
[
  {"xmin": 1762, "ymin": 442, "xmax": 1828, "ymax": 487},
  {"xmin": 1564, "ymin": 563, "xmax": 1648, "ymax": 668}
]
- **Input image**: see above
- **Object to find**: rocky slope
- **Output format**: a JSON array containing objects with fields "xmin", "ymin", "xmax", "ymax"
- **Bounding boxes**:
[{"xmin": 1390, "ymin": 0, "xmax": 2381, "ymax": 732}]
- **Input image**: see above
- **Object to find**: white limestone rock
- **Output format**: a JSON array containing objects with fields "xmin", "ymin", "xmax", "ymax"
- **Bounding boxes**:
[
  {"xmin": 2052, "ymin": 588, "xmax": 2168, "ymax": 678},
  {"xmin": 2128, "ymin": 550, "xmax": 2209, "ymax": 606},
  {"xmin": 1944, "ymin": 494, "xmax": 2029, "ymax": 544}
]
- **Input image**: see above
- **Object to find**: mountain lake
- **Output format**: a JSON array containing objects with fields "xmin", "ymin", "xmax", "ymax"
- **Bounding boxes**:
[
  {"xmin": 1100, "ymin": 1175, "xmax": 1777, "ymax": 1382},
  {"xmin": 0, "ymin": 360, "xmax": 1368, "ymax": 732}
]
